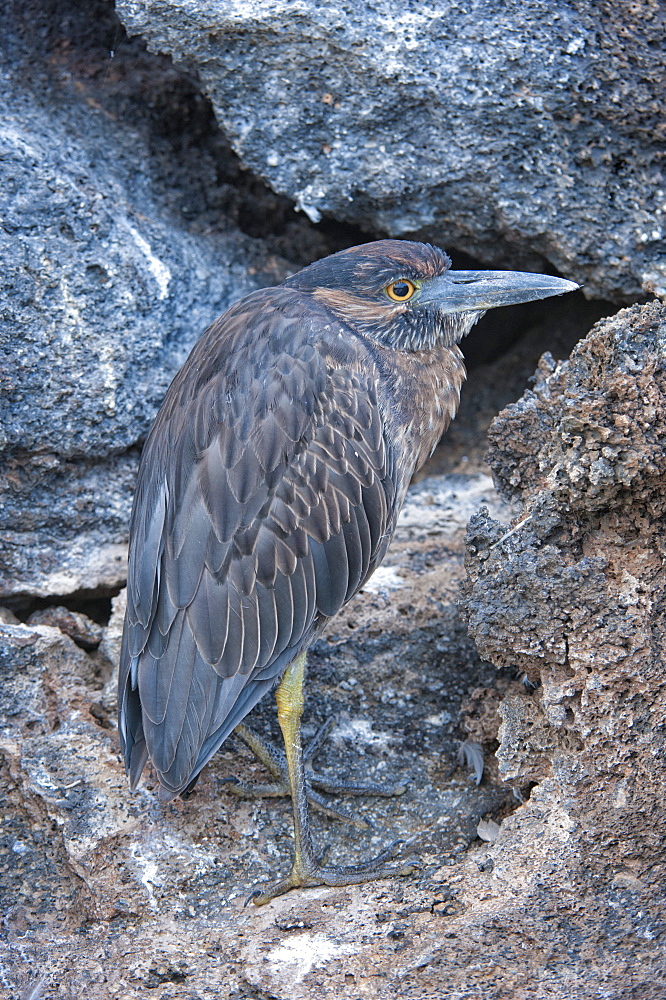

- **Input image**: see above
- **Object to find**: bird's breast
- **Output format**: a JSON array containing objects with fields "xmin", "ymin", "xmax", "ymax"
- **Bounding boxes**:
[{"xmin": 378, "ymin": 342, "xmax": 467, "ymax": 485}]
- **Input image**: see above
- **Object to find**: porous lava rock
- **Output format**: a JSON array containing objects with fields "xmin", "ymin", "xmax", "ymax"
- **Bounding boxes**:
[
  {"xmin": 117, "ymin": 0, "xmax": 666, "ymax": 301},
  {"xmin": 462, "ymin": 301, "xmax": 666, "ymax": 993},
  {"xmin": 0, "ymin": 0, "xmax": 295, "ymax": 601}
]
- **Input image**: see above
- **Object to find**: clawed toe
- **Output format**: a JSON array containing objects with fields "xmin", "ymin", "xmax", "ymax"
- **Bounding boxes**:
[
  {"xmin": 222, "ymin": 764, "xmax": 371, "ymax": 828},
  {"xmin": 250, "ymin": 841, "xmax": 420, "ymax": 906},
  {"xmin": 238, "ymin": 655, "xmax": 419, "ymax": 908}
]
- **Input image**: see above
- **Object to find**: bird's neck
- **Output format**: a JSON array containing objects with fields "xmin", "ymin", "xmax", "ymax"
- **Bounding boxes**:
[{"xmin": 376, "ymin": 342, "xmax": 467, "ymax": 490}]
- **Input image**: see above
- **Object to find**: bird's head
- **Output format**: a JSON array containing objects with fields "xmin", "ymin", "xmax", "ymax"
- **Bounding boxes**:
[{"xmin": 284, "ymin": 240, "xmax": 579, "ymax": 352}]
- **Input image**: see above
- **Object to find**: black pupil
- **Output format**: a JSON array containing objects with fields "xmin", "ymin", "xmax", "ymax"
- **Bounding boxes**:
[{"xmin": 392, "ymin": 281, "xmax": 411, "ymax": 298}]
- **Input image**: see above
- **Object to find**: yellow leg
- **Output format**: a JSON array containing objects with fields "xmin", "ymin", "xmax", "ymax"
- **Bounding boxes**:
[
  {"xmin": 274, "ymin": 651, "xmax": 318, "ymax": 877},
  {"xmin": 249, "ymin": 652, "xmax": 417, "ymax": 906}
]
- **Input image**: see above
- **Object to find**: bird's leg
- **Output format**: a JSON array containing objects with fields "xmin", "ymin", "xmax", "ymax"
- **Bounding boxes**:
[
  {"xmin": 223, "ymin": 710, "xmax": 404, "ymax": 829},
  {"xmin": 233, "ymin": 719, "xmax": 405, "ymax": 796},
  {"xmin": 249, "ymin": 652, "xmax": 417, "ymax": 906},
  {"xmin": 226, "ymin": 722, "xmax": 369, "ymax": 827}
]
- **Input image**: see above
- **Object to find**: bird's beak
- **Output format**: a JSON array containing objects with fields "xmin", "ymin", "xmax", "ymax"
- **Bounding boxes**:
[{"xmin": 417, "ymin": 270, "xmax": 580, "ymax": 313}]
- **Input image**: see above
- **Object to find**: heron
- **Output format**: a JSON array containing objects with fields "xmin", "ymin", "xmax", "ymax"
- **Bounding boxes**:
[{"xmin": 119, "ymin": 239, "xmax": 578, "ymax": 903}]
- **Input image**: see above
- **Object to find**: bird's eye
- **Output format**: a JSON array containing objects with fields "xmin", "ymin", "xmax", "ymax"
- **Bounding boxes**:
[{"xmin": 386, "ymin": 279, "xmax": 416, "ymax": 302}]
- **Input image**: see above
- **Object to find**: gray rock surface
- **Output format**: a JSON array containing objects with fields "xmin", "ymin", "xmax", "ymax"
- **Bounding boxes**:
[
  {"xmin": 0, "ymin": 0, "xmax": 301, "ymax": 600},
  {"xmin": 4, "ymin": 406, "xmax": 664, "ymax": 994},
  {"xmin": 117, "ymin": 0, "xmax": 666, "ymax": 302},
  {"xmin": 0, "ymin": 0, "xmax": 614, "ymax": 602}
]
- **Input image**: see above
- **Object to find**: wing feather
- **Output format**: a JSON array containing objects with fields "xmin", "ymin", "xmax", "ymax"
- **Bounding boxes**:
[
  {"xmin": 154, "ymin": 648, "xmax": 218, "ymax": 792},
  {"xmin": 320, "ymin": 529, "xmax": 350, "ymax": 613},
  {"xmin": 289, "ymin": 558, "xmax": 310, "ymax": 642},
  {"xmin": 128, "ymin": 479, "xmax": 166, "ymax": 627},
  {"xmin": 256, "ymin": 583, "xmax": 279, "ymax": 663},
  {"xmin": 342, "ymin": 505, "xmax": 364, "ymax": 601},
  {"xmin": 353, "ymin": 491, "xmax": 373, "ymax": 583},
  {"xmin": 272, "ymin": 567, "xmax": 295, "ymax": 659},
  {"xmin": 139, "ymin": 624, "xmax": 197, "ymax": 778},
  {"xmin": 239, "ymin": 590, "xmax": 261, "ymax": 675},
  {"xmin": 199, "ymin": 439, "xmax": 242, "ymax": 541},
  {"xmin": 185, "ymin": 569, "xmax": 229, "ymax": 665},
  {"xmin": 215, "ymin": 581, "xmax": 245, "ymax": 678}
]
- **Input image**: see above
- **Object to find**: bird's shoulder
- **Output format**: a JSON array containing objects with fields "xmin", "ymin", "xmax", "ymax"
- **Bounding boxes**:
[{"xmin": 143, "ymin": 285, "xmax": 373, "ymax": 455}]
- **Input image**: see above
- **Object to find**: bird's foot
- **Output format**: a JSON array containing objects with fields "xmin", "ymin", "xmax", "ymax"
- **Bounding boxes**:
[
  {"xmin": 225, "ymin": 721, "xmax": 405, "ymax": 829},
  {"xmin": 248, "ymin": 838, "xmax": 419, "ymax": 906}
]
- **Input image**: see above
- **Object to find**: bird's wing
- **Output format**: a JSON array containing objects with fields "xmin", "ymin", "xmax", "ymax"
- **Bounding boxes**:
[{"xmin": 119, "ymin": 289, "xmax": 397, "ymax": 795}]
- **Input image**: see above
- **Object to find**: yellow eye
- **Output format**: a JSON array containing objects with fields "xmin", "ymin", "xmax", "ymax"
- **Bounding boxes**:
[{"xmin": 386, "ymin": 279, "xmax": 416, "ymax": 302}]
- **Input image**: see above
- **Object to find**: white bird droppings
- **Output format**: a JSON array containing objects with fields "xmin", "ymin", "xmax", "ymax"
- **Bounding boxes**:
[{"xmin": 268, "ymin": 932, "xmax": 355, "ymax": 984}]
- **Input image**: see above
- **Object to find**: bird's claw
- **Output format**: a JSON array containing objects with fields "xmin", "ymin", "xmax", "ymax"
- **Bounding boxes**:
[{"xmin": 249, "ymin": 840, "xmax": 421, "ymax": 907}]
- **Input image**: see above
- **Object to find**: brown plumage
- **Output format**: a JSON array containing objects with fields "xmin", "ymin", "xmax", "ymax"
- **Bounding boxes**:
[{"xmin": 119, "ymin": 240, "xmax": 577, "ymax": 901}]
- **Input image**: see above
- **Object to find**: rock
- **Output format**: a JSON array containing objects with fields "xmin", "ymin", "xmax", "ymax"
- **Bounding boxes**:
[
  {"xmin": 461, "ymin": 301, "xmax": 666, "ymax": 991},
  {"xmin": 26, "ymin": 607, "xmax": 104, "ymax": 650},
  {"xmin": 0, "ymin": 474, "xmax": 516, "ymax": 997},
  {"xmin": 0, "ymin": 622, "xmax": 154, "ymax": 923},
  {"xmin": 486, "ymin": 302, "xmax": 666, "ymax": 512},
  {"xmin": 0, "ymin": 0, "xmax": 300, "ymax": 601},
  {"xmin": 99, "ymin": 589, "xmax": 127, "ymax": 673},
  {"xmin": 7, "ymin": 430, "xmax": 661, "ymax": 993},
  {"xmin": 116, "ymin": 0, "xmax": 665, "ymax": 301},
  {"xmin": 98, "ymin": 588, "xmax": 128, "ymax": 716},
  {"xmin": 1, "ymin": 0, "xmax": 613, "ymax": 602},
  {"xmin": 4, "ymin": 301, "xmax": 665, "ymax": 993}
]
